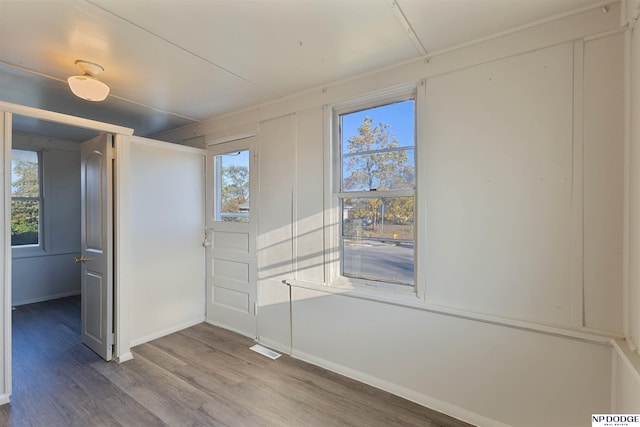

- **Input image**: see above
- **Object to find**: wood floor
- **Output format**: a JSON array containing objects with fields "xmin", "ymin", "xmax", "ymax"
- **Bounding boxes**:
[{"xmin": 0, "ymin": 297, "xmax": 473, "ymax": 427}]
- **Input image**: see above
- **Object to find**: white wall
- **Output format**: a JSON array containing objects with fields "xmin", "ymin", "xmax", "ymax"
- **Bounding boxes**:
[
  {"xmin": 11, "ymin": 133, "xmax": 81, "ymax": 306},
  {"xmin": 615, "ymin": 1, "xmax": 640, "ymax": 413},
  {"xmin": 292, "ymin": 288, "xmax": 611, "ymax": 426},
  {"xmin": 629, "ymin": 1, "xmax": 640, "ymax": 362},
  {"xmin": 424, "ymin": 43, "xmax": 576, "ymax": 327},
  {"xmin": 127, "ymin": 137, "xmax": 206, "ymax": 346},
  {"xmin": 157, "ymin": 3, "xmax": 637, "ymax": 426},
  {"xmin": 256, "ymin": 115, "xmax": 295, "ymax": 350}
]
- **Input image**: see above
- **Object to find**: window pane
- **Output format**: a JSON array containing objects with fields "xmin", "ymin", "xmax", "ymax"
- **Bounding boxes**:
[
  {"xmin": 11, "ymin": 149, "xmax": 40, "ymax": 247},
  {"xmin": 11, "ymin": 199, "xmax": 39, "ymax": 246},
  {"xmin": 340, "ymin": 100, "xmax": 414, "ymax": 192},
  {"xmin": 342, "ymin": 238, "xmax": 414, "ymax": 286},
  {"xmin": 11, "ymin": 149, "xmax": 39, "ymax": 197},
  {"xmin": 342, "ymin": 148, "xmax": 414, "ymax": 191},
  {"xmin": 214, "ymin": 150, "xmax": 250, "ymax": 222},
  {"xmin": 342, "ymin": 197, "xmax": 414, "ymax": 286}
]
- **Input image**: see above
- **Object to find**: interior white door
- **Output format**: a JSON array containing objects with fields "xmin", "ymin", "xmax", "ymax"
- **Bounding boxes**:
[
  {"xmin": 206, "ymin": 137, "xmax": 257, "ymax": 337},
  {"xmin": 79, "ymin": 133, "xmax": 113, "ymax": 361}
]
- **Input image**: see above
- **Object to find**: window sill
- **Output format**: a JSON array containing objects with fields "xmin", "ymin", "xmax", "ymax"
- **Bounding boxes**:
[
  {"xmin": 323, "ymin": 276, "xmax": 421, "ymax": 303},
  {"xmin": 285, "ymin": 278, "xmax": 619, "ymax": 346}
]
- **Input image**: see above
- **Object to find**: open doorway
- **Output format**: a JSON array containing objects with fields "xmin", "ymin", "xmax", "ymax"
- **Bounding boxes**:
[
  {"xmin": 0, "ymin": 104, "xmax": 135, "ymax": 405},
  {"xmin": 10, "ymin": 115, "xmax": 118, "ymax": 356},
  {"xmin": 8, "ymin": 118, "xmax": 104, "ymax": 409},
  {"xmin": 11, "ymin": 127, "xmax": 89, "ymax": 308}
]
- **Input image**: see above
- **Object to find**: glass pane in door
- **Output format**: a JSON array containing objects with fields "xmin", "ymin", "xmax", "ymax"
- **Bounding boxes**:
[{"xmin": 214, "ymin": 150, "xmax": 250, "ymax": 222}]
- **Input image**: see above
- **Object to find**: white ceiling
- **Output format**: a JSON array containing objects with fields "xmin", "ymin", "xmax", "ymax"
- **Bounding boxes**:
[{"xmin": 0, "ymin": 0, "xmax": 605, "ymax": 141}]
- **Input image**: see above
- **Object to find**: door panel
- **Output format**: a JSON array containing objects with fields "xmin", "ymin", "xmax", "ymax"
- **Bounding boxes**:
[
  {"xmin": 80, "ymin": 133, "xmax": 113, "ymax": 361},
  {"xmin": 206, "ymin": 137, "xmax": 257, "ymax": 337}
]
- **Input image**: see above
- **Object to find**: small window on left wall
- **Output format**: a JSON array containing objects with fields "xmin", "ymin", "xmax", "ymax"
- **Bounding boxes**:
[{"xmin": 11, "ymin": 149, "xmax": 41, "ymax": 247}]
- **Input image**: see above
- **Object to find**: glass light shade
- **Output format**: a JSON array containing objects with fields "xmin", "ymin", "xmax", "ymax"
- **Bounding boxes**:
[{"xmin": 67, "ymin": 75, "xmax": 110, "ymax": 101}]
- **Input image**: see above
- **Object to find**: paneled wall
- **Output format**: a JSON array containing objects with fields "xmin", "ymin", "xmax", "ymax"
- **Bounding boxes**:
[
  {"xmin": 159, "ymin": 3, "xmax": 638, "ymax": 426},
  {"xmin": 424, "ymin": 43, "xmax": 577, "ymax": 327},
  {"xmin": 616, "ymin": 7, "xmax": 640, "ymax": 413},
  {"xmin": 630, "ymin": 7, "xmax": 640, "ymax": 364},
  {"xmin": 256, "ymin": 115, "xmax": 295, "ymax": 349}
]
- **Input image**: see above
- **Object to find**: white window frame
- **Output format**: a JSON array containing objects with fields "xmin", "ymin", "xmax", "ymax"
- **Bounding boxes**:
[
  {"xmin": 10, "ymin": 147, "xmax": 44, "ymax": 251},
  {"xmin": 327, "ymin": 83, "xmax": 426, "ymax": 301},
  {"xmin": 212, "ymin": 148, "xmax": 251, "ymax": 223}
]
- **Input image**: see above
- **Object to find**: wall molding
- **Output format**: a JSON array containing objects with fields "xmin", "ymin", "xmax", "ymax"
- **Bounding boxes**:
[
  {"xmin": 613, "ymin": 338, "xmax": 640, "ymax": 383},
  {"xmin": 288, "ymin": 279, "xmax": 618, "ymax": 346}
]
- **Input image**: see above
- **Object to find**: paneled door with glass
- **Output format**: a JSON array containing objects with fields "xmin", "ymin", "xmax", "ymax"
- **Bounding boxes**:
[{"xmin": 205, "ymin": 137, "xmax": 257, "ymax": 337}]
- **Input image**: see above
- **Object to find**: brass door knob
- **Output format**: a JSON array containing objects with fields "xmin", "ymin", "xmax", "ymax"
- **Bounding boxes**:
[{"xmin": 74, "ymin": 256, "xmax": 94, "ymax": 263}]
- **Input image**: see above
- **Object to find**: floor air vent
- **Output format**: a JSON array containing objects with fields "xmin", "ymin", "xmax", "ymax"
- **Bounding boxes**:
[{"xmin": 250, "ymin": 344, "xmax": 281, "ymax": 360}]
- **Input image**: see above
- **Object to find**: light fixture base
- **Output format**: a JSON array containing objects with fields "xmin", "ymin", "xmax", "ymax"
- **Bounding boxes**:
[{"xmin": 75, "ymin": 59, "xmax": 104, "ymax": 76}]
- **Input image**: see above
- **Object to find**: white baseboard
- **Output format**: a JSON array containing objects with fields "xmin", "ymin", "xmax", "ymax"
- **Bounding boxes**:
[
  {"xmin": 130, "ymin": 316, "xmax": 205, "ymax": 347},
  {"xmin": 204, "ymin": 319, "xmax": 257, "ymax": 340},
  {"xmin": 256, "ymin": 337, "xmax": 291, "ymax": 356},
  {"xmin": 0, "ymin": 393, "xmax": 10, "ymax": 405},
  {"xmin": 12, "ymin": 290, "xmax": 81, "ymax": 307},
  {"xmin": 115, "ymin": 352, "xmax": 134, "ymax": 363},
  {"xmin": 290, "ymin": 348, "xmax": 509, "ymax": 427},
  {"xmin": 211, "ymin": 325, "xmax": 505, "ymax": 426}
]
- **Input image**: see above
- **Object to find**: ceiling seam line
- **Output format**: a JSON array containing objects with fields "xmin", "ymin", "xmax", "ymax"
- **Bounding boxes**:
[
  {"xmin": 106, "ymin": 94, "xmax": 201, "ymax": 123},
  {"xmin": 85, "ymin": 0, "xmax": 280, "ymax": 99},
  {"xmin": 386, "ymin": 0, "xmax": 428, "ymax": 56}
]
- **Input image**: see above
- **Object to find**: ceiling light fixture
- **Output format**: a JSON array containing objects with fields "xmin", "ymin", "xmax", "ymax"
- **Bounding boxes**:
[{"xmin": 67, "ymin": 60, "xmax": 110, "ymax": 101}]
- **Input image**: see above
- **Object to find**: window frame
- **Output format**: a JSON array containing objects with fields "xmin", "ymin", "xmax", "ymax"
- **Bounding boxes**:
[
  {"xmin": 329, "ymin": 85, "xmax": 423, "ymax": 298},
  {"xmin": 212, "ymin": 148, "xmax": 251, "ymax": 223},
  {"xmin": 10, "ymin": 148, "xmax": 44, "ymax": 251}
]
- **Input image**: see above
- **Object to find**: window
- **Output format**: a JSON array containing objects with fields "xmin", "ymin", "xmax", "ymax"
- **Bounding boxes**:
[
  {"xmin": 213, "ymin": 149, "xmax": 250, "ymax": 222},
  {"xmin": 336, "ymin": 97, "xmax": 416, "ymax": 287},
  {"xmin": 11, "ymin": 149, "xmax": 42, "ymax": 246}
]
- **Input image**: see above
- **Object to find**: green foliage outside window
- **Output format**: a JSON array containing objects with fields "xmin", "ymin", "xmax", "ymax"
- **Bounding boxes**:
[
  {"xmin": 342, "ymin": 114, "xmax": 415, "ymax": 233},
  {"xmin": 221, "ymin": 164, "xmax": 249, "ymax": 220},
  {"xmin": 11, "ymin": 151, "xmax": 40, "ymax": 246}
]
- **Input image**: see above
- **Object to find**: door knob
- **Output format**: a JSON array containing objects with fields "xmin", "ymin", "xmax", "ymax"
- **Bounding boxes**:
[{"xmin": 74, "ymin": 256, "xmax": 94, "ymax": 263}]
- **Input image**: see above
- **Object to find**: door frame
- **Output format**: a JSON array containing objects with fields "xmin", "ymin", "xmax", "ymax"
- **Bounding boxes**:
[{"xmin": 0, "ymin": 101, "xmax": 134, "ymax": 403}]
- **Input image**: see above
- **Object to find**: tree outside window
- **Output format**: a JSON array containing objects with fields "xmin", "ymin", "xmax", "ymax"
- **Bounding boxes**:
[
  {"xmin": 11, "ymin": 149, "xmax": 41, "ymax": 246},
  {"xmin": 214, "ymin": 150, "xmax": 250, "ymax": 222},
  {"xmin": 338, "ymin": 98, "xmax": 415, "ymax": 286}
]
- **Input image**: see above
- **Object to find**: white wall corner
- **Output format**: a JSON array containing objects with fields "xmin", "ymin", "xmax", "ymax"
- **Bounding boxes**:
[
  {"xmin": 115, "ymin": 352, "xmax": 134, "ymax": 364},
  {"xmin": 0, "ymin": 393, "xmax": 10, "ymax": 406},
  {"xmin": 626, "ymin": 0, "xmax": 640, "ymax": 25},
  {"xmin": 131, "ymin": 316, "xmax": 205, "ymax": 348},
  {"xmin": 114, "ymin": 134, "xmax": 132, "ymax": 363},
  {"xmin": 613, "ymin": 339, "xmax": 640, "ymax": 381}
]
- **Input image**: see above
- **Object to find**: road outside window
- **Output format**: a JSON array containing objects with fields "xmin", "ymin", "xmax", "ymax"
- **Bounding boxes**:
[{"xmin": 337, "ymin": 98, "xmax": 415, "ymax": 287}]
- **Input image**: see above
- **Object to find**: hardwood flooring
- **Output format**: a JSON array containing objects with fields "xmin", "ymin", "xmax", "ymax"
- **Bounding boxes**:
[{"xmin": 0, "ymin": 297, "xmax": 474, "ymax": 427}]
